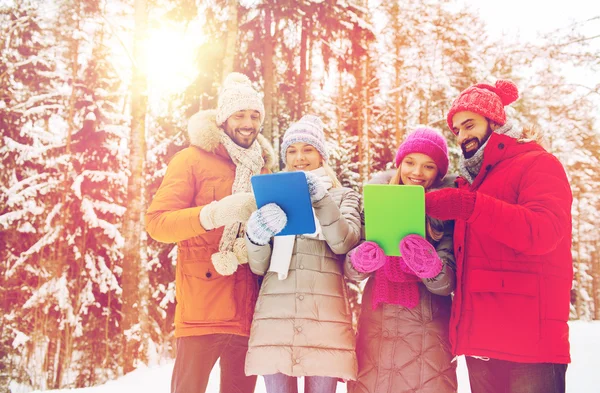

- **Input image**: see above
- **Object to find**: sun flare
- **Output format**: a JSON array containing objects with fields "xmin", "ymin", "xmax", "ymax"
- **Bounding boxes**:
[{"xmin": 143, "ymin": 24, "xmax": 203, "ymax": 96}]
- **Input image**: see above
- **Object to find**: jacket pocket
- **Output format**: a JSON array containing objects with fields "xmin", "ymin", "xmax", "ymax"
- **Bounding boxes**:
[
  {"xmin": 467, "ymin": 269, "xmax": 540, "ymax": 354},
  {"xmin": 180, "ymin": 259, "xmax": 237, "ymax": 323}
]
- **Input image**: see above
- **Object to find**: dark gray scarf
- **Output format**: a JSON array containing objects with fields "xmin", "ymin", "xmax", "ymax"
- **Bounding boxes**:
[{"xmin": 459, "ymin": 122, "xmax": 522, "ymax": 184}]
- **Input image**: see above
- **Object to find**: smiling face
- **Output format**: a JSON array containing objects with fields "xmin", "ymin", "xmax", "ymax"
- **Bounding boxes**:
[
  {"xmin": 452, "ymin": 111, "xmax": 497, "ymax": 159},
  {"xmin": 222, "ymin": 109, "xmax": 261, "ymax": 148},
  {"xmin": 285, "ymin": 142, "xmax": 323, "ymax": 171},
  {"xmin": 397, "ymin": 153, "xmax": 439, "ymax": 189}
]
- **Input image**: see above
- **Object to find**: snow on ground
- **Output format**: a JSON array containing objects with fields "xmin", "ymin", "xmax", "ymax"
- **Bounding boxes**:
[{"xmin": 20, "ymin": 321, "xmax": 599, "ymax": 393}]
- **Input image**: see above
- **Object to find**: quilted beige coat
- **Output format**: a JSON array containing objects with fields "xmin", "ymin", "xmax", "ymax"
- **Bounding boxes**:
[
  {"xmin": 345, "ymin": 170, "xmax": 458, "ymax": 393},
  {"xmin": 245, "ymin": 187, "xmax": 361, "ymax": 381}
]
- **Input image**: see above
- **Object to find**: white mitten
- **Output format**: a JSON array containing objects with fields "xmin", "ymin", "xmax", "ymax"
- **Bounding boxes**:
[
  {"xmin": 246, "ymin": 203, "xmax": 287, "ymax": 246},
  {"xmin": 199, "ymin": 192, "xmax": 257, "ymax": 230},
  {"xmin": 305, "ymin": 171, "xmax": 328, "ymax": 203}
]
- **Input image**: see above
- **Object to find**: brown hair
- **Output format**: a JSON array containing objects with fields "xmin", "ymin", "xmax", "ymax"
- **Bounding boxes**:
[
  {"xmin": 283, "ymin": 162, "xmax": 342, "ymax": 189},
  {"xmin": 322, "ymin": 162, "xmax": 342, "ymax": 188},
  {"xmin": 389, "ymin": 166, "xmax": 442, "ymax": 241}
]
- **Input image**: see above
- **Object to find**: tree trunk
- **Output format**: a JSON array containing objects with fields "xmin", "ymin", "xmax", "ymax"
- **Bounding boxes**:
[
  {"xmin": 393, "ymin": 40, "xmax": 405, "ymax": 144},
  {"xmin": 48, "ymin": 0, "xmax": 81, "ymax": 386},
  {"xmin": 361, "ymin": 54, "xmax": 370, "ymax": 179},
  {"xmin": 262, "ymin": 7, "xmax": 274, "ymax": 142},
  {"xmin": 297, "ymin": 17, "xmax": 308, "ymax": 120},
  {"xmin": 122, "ymin": 0, "xmax": 149, "ymax": 374},
  {"xmin": 592, "ymin": 241, "xmax": 600, "ymax": 320},
  {"xmin": 390, "ymin": 3, "xmax": 402, "ymax": 145},
  {"xmin": 336, "ymin": 68, "xmax": 343, "ymax": 142},
  {"xmin": 575, "ymin": 194, "xmax": 582, "ymax": 319},
  {"xmin": 306, "ymin": 18, "xmax": 313, "ymax": 115},
  {"xmin": 221, "ymin": 0, "xmax": 238, "ymax": 82}
]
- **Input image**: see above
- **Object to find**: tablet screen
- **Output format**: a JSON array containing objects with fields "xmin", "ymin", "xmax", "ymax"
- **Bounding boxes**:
[
  {"xmin": 363, "ymin": 184, "xmax": 425, "ymax": 256},
  {"xmin": 251, "ymin": 172, "xmax": 316, "ymax": 236}
]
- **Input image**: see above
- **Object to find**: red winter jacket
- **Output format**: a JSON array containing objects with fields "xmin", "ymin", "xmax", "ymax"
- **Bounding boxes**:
[{"xmin": 450, "ymin": 132, "xmax": 572, "ymax": 364}]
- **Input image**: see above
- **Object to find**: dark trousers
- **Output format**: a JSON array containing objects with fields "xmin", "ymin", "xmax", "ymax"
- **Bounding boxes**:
[
  {"xmin": 466, "ymin": 357, "xmax": 567, "ymax": 393},
  {"xmin": 263, "ymin": 373, "xmax": 338, "ymax": 393},
  {"xmin": 171, "ymin": 334, "xmax": 257, "ymax": 393}
]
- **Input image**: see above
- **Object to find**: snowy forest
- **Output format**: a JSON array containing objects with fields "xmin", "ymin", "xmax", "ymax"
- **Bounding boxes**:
[{"xmin": 1, "ymin": 0, "xmax": 599, "ymax": 390}]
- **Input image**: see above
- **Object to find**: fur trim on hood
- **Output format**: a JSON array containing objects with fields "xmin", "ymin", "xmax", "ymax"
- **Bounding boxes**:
[
  {"xmin": 518, "ymin": 126, "xmax": 550, "ymax": 150},
  {"xmin": 187, "ymin": 109, "xmax": 276, "ymax": 169}
]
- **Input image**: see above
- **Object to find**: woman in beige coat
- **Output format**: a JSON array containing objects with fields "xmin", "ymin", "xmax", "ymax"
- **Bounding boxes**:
[{"xmin": 244, "ymin": 115, "xmax": 361, "ymax": 393}]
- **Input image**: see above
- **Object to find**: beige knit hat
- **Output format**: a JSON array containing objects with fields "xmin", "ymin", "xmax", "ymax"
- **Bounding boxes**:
[{"xmin": 216, "ymin": 72, "xmax": 265, "ymax": 126}]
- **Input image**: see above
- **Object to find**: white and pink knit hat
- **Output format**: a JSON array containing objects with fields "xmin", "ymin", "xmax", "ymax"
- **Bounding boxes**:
[
  {"xmin": 216, "ymin": 72, "xmax": 265, "ymax": 126},
  {"xmin": 280, "ymin": 115, "xmax": 329, "ymax": 161}
]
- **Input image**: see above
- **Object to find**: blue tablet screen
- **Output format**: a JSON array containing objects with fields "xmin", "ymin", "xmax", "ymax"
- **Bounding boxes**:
[{"xmin": 251, "ymin": 172, "xmax": 316, "ymax": 236}]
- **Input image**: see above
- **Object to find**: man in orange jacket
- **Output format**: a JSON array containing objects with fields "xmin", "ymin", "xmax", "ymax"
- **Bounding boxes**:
[
  {"xmin": 425, "ymin": 80, "xmax": 572, "ymax": 393},
  {"xmin": 146, "ymin": 72, "xmax": 275, "ymax": 393}
]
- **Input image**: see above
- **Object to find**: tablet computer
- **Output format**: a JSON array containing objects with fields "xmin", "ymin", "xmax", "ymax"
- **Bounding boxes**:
[
  {"xmin": 363, "ymin": 184, "xmax": 425, "ymax": 256},
  {"xmin": 251, "ymin": 171, "xmax": 316, "ymax": 236}
]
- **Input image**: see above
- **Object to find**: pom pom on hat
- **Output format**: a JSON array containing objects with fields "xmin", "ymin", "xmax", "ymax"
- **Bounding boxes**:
[
  {"xmin": 446, "ymin": 79, "xmax": 519, "ymax": 133},
  {"xmin": 280, "ymin": 114, "xmax": 329, "ymax": 161},
  {"xmin": 494, "ymin": 80, "xmax": 519, "ymax": 106},
  {"xmin": 223, "ymin": 72, "xmax": 252, "ymax": 86},
  {"xmin": 216, "ymin": 72, "xmax": 265, "ymax": 126}
]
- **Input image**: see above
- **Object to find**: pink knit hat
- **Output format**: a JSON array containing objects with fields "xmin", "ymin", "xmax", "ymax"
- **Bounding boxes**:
[
  {"xmin": 446, "ymin": 80, "xmax": 519, "ymax": 133},
  {"xmin": 394, "ymin": 127, "xmax": 449, "ymax": 179}
]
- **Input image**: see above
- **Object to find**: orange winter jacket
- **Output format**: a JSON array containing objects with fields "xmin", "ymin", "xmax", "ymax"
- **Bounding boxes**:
[{"xmin": 145, "ymin": 109, "xmax": 274, "ymax": 338}]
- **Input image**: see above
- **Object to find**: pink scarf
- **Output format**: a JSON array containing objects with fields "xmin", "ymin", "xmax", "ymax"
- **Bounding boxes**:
[{"xmin": 372, "ymin": 256, "xmax": 420, "ymax": 310}]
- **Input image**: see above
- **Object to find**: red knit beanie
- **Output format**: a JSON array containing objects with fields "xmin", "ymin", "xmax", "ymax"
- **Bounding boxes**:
[
  {"xmin": 395, "ymin": 127, "xmax": 449, "ymax": 179},
  {"xmin": 446, "ymin": 80, "xmax": 519, "ymax": 133}
]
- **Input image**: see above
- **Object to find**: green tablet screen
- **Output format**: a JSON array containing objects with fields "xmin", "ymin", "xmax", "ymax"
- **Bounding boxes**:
[{"xmin": 363, "ymin": 184, "xmax": 425, "ymax": 256}]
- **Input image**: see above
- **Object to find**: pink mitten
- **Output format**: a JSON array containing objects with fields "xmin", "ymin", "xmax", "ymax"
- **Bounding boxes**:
[
  {"xmin": 350, "ymin": 241, "xmax": 386, "ymax": 273},
  {"xmin": 399, "ymin": 234, "xmax": 443, "ymax": 279}
]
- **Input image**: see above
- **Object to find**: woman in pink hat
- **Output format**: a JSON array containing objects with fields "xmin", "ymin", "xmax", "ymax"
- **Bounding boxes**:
[{"xmin": 345, "ymin": 127, "xmax": 458, "ymax": 393}]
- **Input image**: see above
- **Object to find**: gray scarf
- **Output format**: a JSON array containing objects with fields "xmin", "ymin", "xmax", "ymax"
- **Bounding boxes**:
[{"xmin": 459, "ymin": 122, "xmax": 522, "ymax": 184}]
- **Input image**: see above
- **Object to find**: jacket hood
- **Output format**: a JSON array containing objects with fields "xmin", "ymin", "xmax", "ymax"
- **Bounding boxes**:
[
  {"xmin": 187, "ymin": 109, "xmax": 276, "ymax": 169},
  {"xmin": 519, "ymin": 126, "xmax": 550, "ymax": 150}
]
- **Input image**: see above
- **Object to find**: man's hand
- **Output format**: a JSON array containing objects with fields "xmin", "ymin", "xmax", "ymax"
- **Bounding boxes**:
[
  {"xmin": 199, "ymin": 192, "xmax": 257, "ymax": 230},
  {"xmin": 425, "ymin": 188, "xmax": 476, "ymax": 221}
]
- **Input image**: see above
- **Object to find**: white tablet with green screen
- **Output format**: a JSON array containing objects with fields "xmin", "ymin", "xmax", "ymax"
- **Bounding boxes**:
[{"xmin": 363, "ymin": 184, "xmax": 426, "ymax": 256}]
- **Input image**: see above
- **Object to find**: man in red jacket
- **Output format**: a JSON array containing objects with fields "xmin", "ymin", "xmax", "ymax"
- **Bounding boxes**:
[{"xmin": 426, "ymin": 80, "xmax": 573, "ymax": 393}]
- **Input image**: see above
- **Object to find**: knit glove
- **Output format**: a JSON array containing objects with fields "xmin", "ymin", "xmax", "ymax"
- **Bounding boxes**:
[
  {"xmin": 350, "ymin": 241, "xmax": 386, "ymax": 273},
  {"xmin": 199, "ymin": 192, "xmax": 257, "ymax": 230},
  {"xmin": 246, "ymin": 203, "xmax": 288, "ymax": 246},
  {"xmin": 305, "ymin": 171, "xmax": 328, "ymax": 203},
  {"xmin": 399, "ymin": 234, "xmax": 443, "ymax": 279},
  {"xmin": 425, "ymin": 188, "xmax": 476, "ymax": 221}
]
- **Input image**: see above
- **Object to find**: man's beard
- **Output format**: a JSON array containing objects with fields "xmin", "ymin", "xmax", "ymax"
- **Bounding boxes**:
[
  {"xmin": 461, "ymin": 125, "xmax": 493, "ymax": 159},
  {"xmin": 232, "ymin": 127, "xmax": 258, "ymax": 148},
  {"xmin": 461, "ymin": 137, "xmax": 482, "ymax": 159}
]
